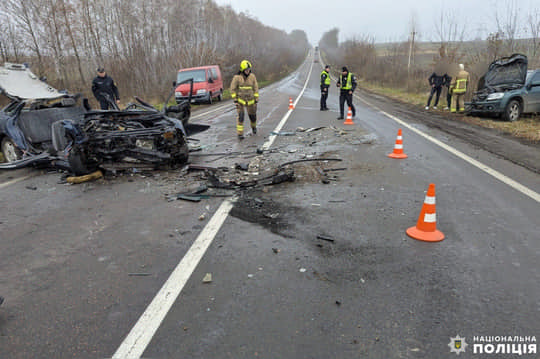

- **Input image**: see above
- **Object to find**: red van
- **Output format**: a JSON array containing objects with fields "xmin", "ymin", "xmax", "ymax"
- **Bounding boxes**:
[{"xmin": 175, "ymin": 65, "xmax": 223, "ymax": 104}]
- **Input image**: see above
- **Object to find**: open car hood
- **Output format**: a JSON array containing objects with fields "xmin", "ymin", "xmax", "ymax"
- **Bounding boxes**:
[
  {"xmin": 481, "ymin": 54, "xmax": 528, "ymax": 89},
  {"xmin": 0, "ymin": 63, "xmax": 65, "ymax": 100}
]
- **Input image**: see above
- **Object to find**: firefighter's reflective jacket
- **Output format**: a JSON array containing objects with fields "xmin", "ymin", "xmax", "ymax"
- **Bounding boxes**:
[{"xmin": 230, "ymin": 72, "xmax": 259, "ymax": 106}]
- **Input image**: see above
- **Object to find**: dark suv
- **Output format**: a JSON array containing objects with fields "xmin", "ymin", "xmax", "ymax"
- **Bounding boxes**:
[{"xmin": 466, "ymin": 54, "xmax": 540, "ymax": 121}]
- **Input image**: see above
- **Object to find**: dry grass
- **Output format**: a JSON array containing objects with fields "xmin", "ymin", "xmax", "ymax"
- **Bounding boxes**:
[{"xmin": 359, "ymin": 80, "xmax": 540, "ymax": 142}]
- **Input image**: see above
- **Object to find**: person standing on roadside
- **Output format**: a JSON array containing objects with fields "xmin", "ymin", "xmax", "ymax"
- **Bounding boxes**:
[
  {"xmin": 230, "ymin": 60, "xmax": 259, "ymax": 139},
  {"xmin": 443, "ymin": 73, "xmax": 452, "ymax": 110},
  {"xmin": 91, "ymin": 67, "xmax": 120, "ymax": 110},
  {"xmin": 450, "ymin": 64, "xmax": 470, "ymax": 113},
  {"xmin": 320, "ymin": 65, "xmax": 331, "ymax": 111},
  {"xmin": 425, "ymin": 71, "xmax": 445, "ymax": 110},
  {"xmin": 336, "ymin": 66, "xmax": 357, "ymax": 119}
]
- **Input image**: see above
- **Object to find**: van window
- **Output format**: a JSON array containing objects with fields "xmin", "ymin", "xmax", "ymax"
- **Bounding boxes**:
[
  {"xmin": 177, "ymin": 69, "xmax": 206, "ymax": 84},
  {"xmin": 211, "ymin": 68, "xmax": 218, "ymax": 80}
]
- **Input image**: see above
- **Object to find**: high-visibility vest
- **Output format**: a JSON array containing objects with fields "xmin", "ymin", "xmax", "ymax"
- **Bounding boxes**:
[
  {"xmin": 321, "ymin": 70, "xmax": 331, "ymax": 86},
  {"xmin": 341, "ymin": 73, "xmax": 353, "ymax": 90},
  {"xmin": 452, "ymin": 70, "xmax": 469, "ymax": 94}
]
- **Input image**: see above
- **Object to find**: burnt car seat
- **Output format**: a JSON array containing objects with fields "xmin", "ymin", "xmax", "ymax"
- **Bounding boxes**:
[{"xmin": 17, "ymin": 106, "xmax": 85, "ymax": 144}]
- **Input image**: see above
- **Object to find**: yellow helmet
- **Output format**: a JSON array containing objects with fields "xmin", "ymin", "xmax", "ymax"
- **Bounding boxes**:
[{"xmin": 240, "ymin": 60, "xmax": 252, "ymax": 71}]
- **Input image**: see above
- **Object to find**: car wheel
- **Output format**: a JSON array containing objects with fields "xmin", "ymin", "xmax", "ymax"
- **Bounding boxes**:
[
  {"xmin": 208, "ymin": 92, "xmax": 213, "ymax": 105},
  {"xmin": 504, "ymin": 99, "xmax": 521, "ymax": 122},
  {"xmin": 1, "ymin": 137, "xmax": 23, "ymax": 162}
]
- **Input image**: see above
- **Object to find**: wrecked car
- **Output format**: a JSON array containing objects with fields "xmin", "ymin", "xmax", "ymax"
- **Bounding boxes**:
[
  {"xmin": 466, "ymin": 54, "xmax": 540, "ymax": 121},
  {"xmin": 0, "ymin": 62, "xmax": 192, "ymax": 175}
]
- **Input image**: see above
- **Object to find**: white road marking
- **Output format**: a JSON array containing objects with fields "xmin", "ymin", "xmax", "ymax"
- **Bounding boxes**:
[
  {"xmin": 112, "ymin": 199, "xmax": 234, "ymax": 359},
  {"xmin": 359, "ymin": 97, "xmax": 540, "ymax": 203},
  {"xmin": 261, "ymin": 60, "xmax": 314, "ymax": 151},
  {"xmin": 321, "ymin": 54, "xmax": 539, "ymax": 203},
  {"xmin": 0, "ymin": 174, "xmax": 34, "ymax": 189},
  {"xmin": 112, "ymin": 57, "xmax": 315, "ymax": 359}
]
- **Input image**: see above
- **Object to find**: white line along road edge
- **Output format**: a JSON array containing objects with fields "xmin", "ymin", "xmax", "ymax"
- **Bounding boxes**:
[
  {"xmin": 318, "ymin": 50, "xmax": 539, "ymax": 203},
  {"xmin": 358, "ymin": 97, "xmax": 540, "ymax": 204},
  {"xmin": 0, "ymin": 174, "xmax": 35, "ymax": 189},
  {"xmin": 112, "ymin": 58, "xmax": 315, "ymax": 359}
]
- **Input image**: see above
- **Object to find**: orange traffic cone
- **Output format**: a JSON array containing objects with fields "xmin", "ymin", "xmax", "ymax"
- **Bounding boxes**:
[
  {"xmin": 343, "ymin": 107, "xmax": 354, "ymax": 125},
  {"xmin": 388, "ymin": 129, "xmax": 408, "ymax": 159},
  {"xmin": 406, "ymin": 183, "xmax": 445, "ymax": 242},
  {"xmin": 288, "ymin": 97, "xmax": 294, "ymax": 110}
]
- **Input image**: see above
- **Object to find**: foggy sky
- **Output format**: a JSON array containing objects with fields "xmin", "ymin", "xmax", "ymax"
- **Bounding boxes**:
[{"xmin": 214, "ymin": 0, "xmax": 540, "ymax": 44}]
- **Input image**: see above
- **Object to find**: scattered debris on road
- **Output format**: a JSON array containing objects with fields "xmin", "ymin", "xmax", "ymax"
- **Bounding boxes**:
[
  {"xmin": 66, "ymin": 170, "xmax": 103, "ymax": 184},
  {"xmin": 203, "ymin": 273, "xmax": 212, "ymax": 283},
  {"xmin": 317, "ymin": 234, "xmax": 335, "ymax": 243}
]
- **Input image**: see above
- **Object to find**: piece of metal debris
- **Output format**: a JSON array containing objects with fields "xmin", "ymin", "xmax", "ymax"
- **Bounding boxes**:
[
  {"xmin": 270, "ymin": 131, "xmax": 296, "ymax": 136},
  {"xmin": 317, "ymin": 234, "xmax": 335, "ymax": 243}
]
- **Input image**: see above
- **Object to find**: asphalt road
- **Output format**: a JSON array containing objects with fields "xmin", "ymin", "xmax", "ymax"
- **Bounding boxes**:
[{"xmin": 1, "ymin": 52, "xmax": 539, "ymax": 359}]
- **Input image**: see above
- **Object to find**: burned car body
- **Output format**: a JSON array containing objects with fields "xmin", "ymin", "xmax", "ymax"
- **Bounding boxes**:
[
  {"xmin": 0, "ymin": 63, "xmax": 191, "ymax": 175},
  {"xmin": 466, "ymin": 54, "xmax": 540, "ymax": 121}
]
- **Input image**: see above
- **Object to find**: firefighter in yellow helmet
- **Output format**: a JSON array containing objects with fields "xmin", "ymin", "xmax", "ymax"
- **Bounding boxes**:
[
  {"xmin": 230, "ymin": 60, "xmax": 259, "ymax": 139},
  {"xmin": 450, "ymin": 63, "xmax": 470, "ymax": 113}
]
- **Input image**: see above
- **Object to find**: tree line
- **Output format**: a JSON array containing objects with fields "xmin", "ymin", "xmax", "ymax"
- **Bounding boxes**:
[
  {"xmin": 0, "ymin": 0, "xmax": 309, "ymax": 104},
  {"xmin": 319, "ymin": 4, "xmax": 540, "ymax": 98}
]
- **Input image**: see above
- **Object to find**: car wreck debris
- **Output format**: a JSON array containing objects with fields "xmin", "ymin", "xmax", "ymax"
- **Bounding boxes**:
[
  {"xmin": 66, "ymin": 170, "xmax": 103, "ymax": 184},
  {"xmin": 0, "ymin": 63, "xmax": 191, "ymax": 175}
]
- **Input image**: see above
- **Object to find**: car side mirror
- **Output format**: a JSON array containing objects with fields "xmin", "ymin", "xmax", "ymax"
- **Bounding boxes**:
[
  {"xmin": 208, "ymin": 78, "xmax": 214, "ymax": 83},
  {"xmin": 172, "ymin": 81, "xmax": 177, "ymax": 87}
]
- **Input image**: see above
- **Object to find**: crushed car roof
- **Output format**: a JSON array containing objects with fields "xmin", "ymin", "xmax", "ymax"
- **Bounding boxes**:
[
  {"xmin": 482, "ymin": 53, "xmax": 528, "ymax": 89},
  {"xmin": 0, "ymin": 63, "xmax": 65, "ymax": 100}
]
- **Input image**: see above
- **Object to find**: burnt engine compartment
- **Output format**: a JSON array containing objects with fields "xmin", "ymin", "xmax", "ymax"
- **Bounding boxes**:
[{"xmin": 75, "ymin": 111, "xmax": 189, "ymax": 170}]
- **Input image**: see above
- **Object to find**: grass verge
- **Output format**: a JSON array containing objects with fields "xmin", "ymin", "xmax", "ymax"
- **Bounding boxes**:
[{"xmin": 359, "ymin": 80, "xmax": 540, "ymax": 142}]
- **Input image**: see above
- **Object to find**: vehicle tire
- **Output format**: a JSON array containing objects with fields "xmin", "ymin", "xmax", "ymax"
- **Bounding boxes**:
[
  {"xmin": 208, "ymin": 92, "xmax": 213, "ymax": 105},
  {"xmin": 504, "ymin": 99, "xmax": 521, "ymax": 122},
  {"xmin": 68, "ymin": 148, "xmax": 94, "ymax": 176},
  {"xmin": 1, "ymin": 137, "xmax": 23, "ymax": 162}
]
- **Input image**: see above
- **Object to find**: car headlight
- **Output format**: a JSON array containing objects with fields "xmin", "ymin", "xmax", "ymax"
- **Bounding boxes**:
[
  {"xmin": 486, "ymin": 92, "xmax": 504, "ymax": 100},
  {"xmin": 136, "ymin": 139, "xmax": 154, "ymax": 150},
  {"xmin": 197, "ymin": 89, "xmax": 207, "ymax": 95}
]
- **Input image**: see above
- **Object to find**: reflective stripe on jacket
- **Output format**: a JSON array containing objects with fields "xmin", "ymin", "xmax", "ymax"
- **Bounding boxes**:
[
  {"xmin": 321, "ymin": 70, "xmax": 331, "ymax": 86},
  {"xmin": 341, "ymin": 73, "xmax": 353, "ymax": 90},
  {"xmin": 451, "ymin": 70, "xmax": 469, "ymax": 94},
  {"xmin": 230, "ymin": 72, "xmax": 259, "ymax": 105}
]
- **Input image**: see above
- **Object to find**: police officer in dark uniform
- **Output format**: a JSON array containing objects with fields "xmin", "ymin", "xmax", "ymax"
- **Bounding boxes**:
[
  {"xmin": 320, "ymin": 65, "xmax": 331, "ymax": 111},
  {"xmin": 336, "ymin": 66, "xmax": 357, "ymax": 119},
  {"xmin": 91, "ymin": 67, "xmax": 120, "ymax": 110}
]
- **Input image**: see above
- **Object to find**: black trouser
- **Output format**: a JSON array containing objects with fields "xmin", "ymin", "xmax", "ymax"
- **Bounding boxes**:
[
  {"xmin": 427, "ymin": 86, "xmax": 442, "ymax": 107},
  {"xmin": 446, "ymin": 87, "xmax": 452, "ymax": 108},
  {"xmin": 320, "ymin": 86, "xmax": 329, "ymax": 109},
  {"xmin": 339, "ymin": 91, "xmax": 355, "ymax": 117},
  {"xmin": 99, "ymin": 99, "xmax": 111, "ymax": 110}
]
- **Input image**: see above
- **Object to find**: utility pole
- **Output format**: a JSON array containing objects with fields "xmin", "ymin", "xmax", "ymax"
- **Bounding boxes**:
[{"xmin": 407, "ymin": 30, "xmax": 416, "ymax": 91}]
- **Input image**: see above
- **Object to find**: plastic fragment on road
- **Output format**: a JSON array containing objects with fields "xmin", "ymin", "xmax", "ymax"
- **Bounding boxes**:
[{"xmin": 203, "ymin": 273, "xmax": 212, "ymax": 283}]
